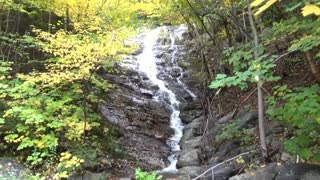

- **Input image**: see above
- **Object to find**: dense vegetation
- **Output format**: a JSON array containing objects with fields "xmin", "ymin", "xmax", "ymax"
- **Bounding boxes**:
[{"xmin": 0, "ymin": 0, "xmax": 319, "ymax": 178}]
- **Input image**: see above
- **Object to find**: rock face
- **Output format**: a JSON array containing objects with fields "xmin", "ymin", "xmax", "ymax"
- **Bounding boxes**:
[
  {"xmin": 230, "ymin": 163, "xmax": 320, "ymax": 180},
  {"xmin": 99, "ymin": 25, "xmax": 202, "ymax": 177},
  {"xmin": 0, "ymin": 158, "xmax": 29, "ymax": 179},
  {"xmin": 100, "ymin": 69, "xmax": 171, "ymax": 172},
  {"xmin": 177, "ymin": 149, "xmax": 200, "ymax": 167}
]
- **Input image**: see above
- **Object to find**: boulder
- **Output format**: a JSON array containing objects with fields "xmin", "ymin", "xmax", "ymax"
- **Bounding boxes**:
[
  {"xmin": 179, "ymin": 101, "xmax": 202, "ymax": 111},
  {"xmin": 177, "ymin": 149, "xmax": 200, "ymax": 168},
  {"xmin": 229, "ymin": 163, "xmax": 280, "ymax": 180},
  {"xmin": 180, "ymin": 110, "xmax": 203, "ymax": 124},
  {"xmin": 213, "ymin": 140, "xmax": 240, "ymax": 162},
  {"xmin": 208, "ymin": 164, "xmax": 235, "ymax": 180},
  {"xmin": 169, "ymin": 67, "xmax": 182, "ymax": 78},
  {"xmin": 275, "ymin": 163, "xmax": 320, "ymax": 180},
  {"xmin": 181, "ymin": 136, "xmax": 202, "ymax": 150},
  {"xmin": 229, "ymin": 163, "xmax": 320, "ymax": 180},
  {"xmin": 0, "ymin": 158, "xmax": 29, "ymax": 179},
  {"xmin": 69, "ymin": 172, "xmax": 110, "ymax": 180},
  {"xmin": 180, "ymin": 127, "xmax": 195, "ymax": 144},
  {"xmin": 237, "ymin": 112, "xmax": 258, "ymax": 129},
  {"xmin": 217, "ymin": 112, "xmax": 233, "ymax": 124},
  {"xmin": 178, "ymin": 166, "xmax": 204, "ymax": 178}
]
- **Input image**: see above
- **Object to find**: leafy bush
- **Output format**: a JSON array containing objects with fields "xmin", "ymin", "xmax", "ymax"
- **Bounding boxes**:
[
  {"xmin": 215, "ymin": 120, "xmax": 255, "ymax": 146},
  {"xmin": 267, "ymin": 84, "xmax": 320, "ymax": 161},
  {"xmin": 209, "ymin": 47, "xmax": 280, "ymax": 90},
  {"xmin": 135, "ymin": 168, "xmax": 162, "ymax": 180}
]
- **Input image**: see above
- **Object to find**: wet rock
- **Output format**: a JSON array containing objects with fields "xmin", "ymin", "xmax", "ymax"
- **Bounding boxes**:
[
  {"xmin": 100, "ymin": 25, "xmax": 201, "ymax": 177},
  {"xmin": 157, "ymin": 37, "xmax": 172, "ymax": 46},
  {"xmin": 0, "ymin": 158, "xmax": 29, "ymax": 179},
  {"xmin": 204, "ymin": 164, "xmax": 235, "ymax": 180},
  {"xmin": 155, "ymin": 51, "xmax": 165, "ymax": 58},
  {"xmin": 99, "ymin": 104, "xmax": 129, "ymax": 127},
  {"xmin": 69, "ymin": 172, "xmax": 110, "ymax": 180},
  {"xmin": 178, "ymin": 166, "xmax": 204, "ymax": 178},
  {"xmin": 211, "ymin": 140, "xmax": 240, "ymax": 163},
  {"xmin": 180, "ymin": 110, "xmax": 203, "ymax": 124},
  {"xmin": 276, "ymin": 163, "xmax": 320, "ymax": 180},
  {"xmin": 132, "ymin": 44, "xmax": 144, "ymax": 55},
  {"xmin": 122, "ymin": 132, "xmax": 170, "ymax": 169},
  {"xmin": 179, "ymin": 101, "xmax": 202, "ymax": 111},
  {"xmin": 169, "ymin": 67, "xmax": 182, "ymax": 78},
  {"xmin": 180, "ymin": 127, "xmax": 195, "ymax": 143},
  {"xmin": 177, "ymin": 149, "xmax": 200, "ymax": 168},
  {"xmin": 181, "ymin": 136, "xmax": 202, "ymax": 150},
  {"xmin": 183, "ymin": 116, "xmax": 202, "ymax": 132},
  {"xmin": 230, "ymin": 163, "xmax": 320, "ymax": 180},
  {"xmin": 182, "ymin": 93, "xmax": 195, "ymax": 102}
]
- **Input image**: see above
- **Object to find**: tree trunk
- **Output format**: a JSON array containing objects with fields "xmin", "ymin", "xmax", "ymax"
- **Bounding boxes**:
[
  {"xmin": 5, "ymin": 9, "xmax": 10, "ymax": 33},
  {"xmin": 184, "ymin": 0, "xmax": 215, "ymax": 42},
  {"xmin": 246, "ymin": 0, "xmax": 268, "ymax": 159},
  {"xmin": 48, "ymin": 11, "xmax": 51, "ymax": 32},
  {"xmin": 305, "ymin": 51, "xmax": 320, "ymax": 83},
  {"xmin": 64, "ymin": 6, "xmax": 69, "ymax": 31}
]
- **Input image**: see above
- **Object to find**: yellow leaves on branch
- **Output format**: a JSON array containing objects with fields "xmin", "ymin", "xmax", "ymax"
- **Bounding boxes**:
[
  {"xmin": 250, "ymin": 0, "xmax": 265, "ymax": 7},
  {"xmin": 250, "ymin": 0, "xmax": 278, "ymax": 16},
  {"xmin": 251, "ymin": 0, "xmax": 320, "ymax": 17},
  {"xmin": 302, "ymin": 4, "xmax": 320, "ymax": 17}
]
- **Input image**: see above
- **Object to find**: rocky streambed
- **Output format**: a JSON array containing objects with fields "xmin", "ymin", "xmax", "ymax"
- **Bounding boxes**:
[
  {"xmin": 99, "ymin": 25, "xmax": 320, "ymax": 180},
  {"xmin": 99, "ymin": 25, "xmax": 202, "ymax": 177}
]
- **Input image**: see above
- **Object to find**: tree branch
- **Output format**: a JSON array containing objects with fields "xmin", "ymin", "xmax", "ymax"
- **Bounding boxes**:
[{"xmin": 192, "ymin": 151, "xmax": 251, "ymax": 180}]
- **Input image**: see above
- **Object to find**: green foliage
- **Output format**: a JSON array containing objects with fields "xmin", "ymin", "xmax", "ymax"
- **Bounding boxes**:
[
  {"xmin": 215, "ymin": 120, "xmax": 255, "ymax": 146},
  {"xmin": 209, "ymin": 56, "xmax": 280, "ymax": 90},
  {"xmin": 267, "ymin": 85, "xmax": 320, "ymax": 161},
  {"xmin": 135, "ymin": 168, "xmax": 162, "ymax": 180},
  {"xmin": 54, "ymin": 152, "xmax": 84, "ymax": 179}
]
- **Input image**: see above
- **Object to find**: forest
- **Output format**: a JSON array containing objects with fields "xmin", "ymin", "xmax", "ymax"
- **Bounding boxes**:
[{"xmin": 0, "ymin": 0, "xmax": 319, "ymax": 179}]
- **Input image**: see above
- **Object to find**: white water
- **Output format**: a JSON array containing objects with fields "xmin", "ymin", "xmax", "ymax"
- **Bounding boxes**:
[{"xmin": 135, "ymin": 26, "xmax": 196, "ymax": 173}]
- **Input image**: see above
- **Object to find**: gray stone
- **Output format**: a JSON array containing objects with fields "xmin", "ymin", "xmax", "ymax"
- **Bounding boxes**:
[
  {"xmin": 179, "ymin": 101, "xmax": 202, "ymax": 111},
  {"xmin": 280, "ymin": 152, "xmax": 292, "ymax": 162},
  {"xmin": 275, "ymin": 163, "xmax": 320, "ymax": 180},
  {"xmin": 181, "ymin": 136, "xmax": 202, "ymax": 150},
  {"xmin": 213, "ymin": 140, "xmax": 240, "ymax": 161},
  {"xmin": 177, "ymin": 149, "xmax": 200, "ymax": 168},
  {"xmin": 180, "ymin": 110, "xmax": 203, "ymax": 124},
  {"xmin": 217, "ymin": 112, "xmax": 233, "ymax": 124},
  {"xmin": 229, "ymin": 163, "xmax": 280, "ymax": 180},
  {"xmin": 68, "ymin": 172, "xmax": 110, "ymax": 180},
  {"xmin": 183, "ymin": 116, "xmax": 202, "ymax": 130},
  {"xmin": 237, "ymin": 112, "xmax": 258, "ymax": 129},
  {"xmin": 180, "ymin": 128, "xmax": 195, "ymax": 144},
  {"xmin": 230, "ymin": 163, "xmax": 320, "ymax": 180},
  {"xmin": 0, "ymin": 158, "xmax": 29, "ymax": 179},
  {"xmin": 178, "ymin": 166, "xmax": 204, "ymax": 178},
  {"xmin": 210, "ymin": 165, "xmax": 235, "ymax": 180}
]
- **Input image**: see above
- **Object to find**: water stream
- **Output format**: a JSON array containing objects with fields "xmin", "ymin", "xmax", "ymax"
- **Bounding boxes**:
[{"xmin": 135, "ymin": 26, "xmax": 196, "ymax": 173}]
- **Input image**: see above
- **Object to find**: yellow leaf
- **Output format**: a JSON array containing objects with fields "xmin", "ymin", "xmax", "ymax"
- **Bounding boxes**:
[
  {"xmin": 251, "ymin": 0, "xmax": 265, "ymax": 7},
  {"xmin": 254, "ymin": 0, "xmax": 277, "ymax": 16},
  {"xmin": 302, "ymin": 4, "xmax": 320, "ymax": 16}
]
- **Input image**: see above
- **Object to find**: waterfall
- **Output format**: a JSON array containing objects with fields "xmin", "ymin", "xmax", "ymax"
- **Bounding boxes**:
[{"xmin": 126, "ymin": 25, "xmax": 196, "ymax": 173}]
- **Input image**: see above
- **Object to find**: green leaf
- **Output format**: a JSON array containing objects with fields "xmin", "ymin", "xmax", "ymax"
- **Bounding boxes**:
[
  {"xmin": 17, "ymin": 137, "xmax": 34, "ymax": 150},
  {"xmin": 285, "ymin": 2, "xmax": 303, "ymax": 12},
  {"xmin": 299, "ymin": 148, "xmax": 312, "ymax": 160}
]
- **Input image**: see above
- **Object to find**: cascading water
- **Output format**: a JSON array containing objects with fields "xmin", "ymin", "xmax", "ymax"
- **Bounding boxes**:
[{"xmin": 134, "ymin": 26, "xmax": 196, "ymax": 173}]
